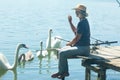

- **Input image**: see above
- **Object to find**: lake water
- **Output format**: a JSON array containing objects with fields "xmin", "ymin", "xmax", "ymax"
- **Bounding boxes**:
[{"xmin": 0, "ymin": 0, "xmax": 120, "ymax": 80}]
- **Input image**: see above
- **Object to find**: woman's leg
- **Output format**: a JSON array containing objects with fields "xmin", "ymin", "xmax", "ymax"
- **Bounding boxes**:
[
  {"xmin": 58, "ymin": 46, "xmax": 90, "ymax": 74},
  {"xmin": 51, "ymin": 46, "xmax": 90, "ymax": 78}
]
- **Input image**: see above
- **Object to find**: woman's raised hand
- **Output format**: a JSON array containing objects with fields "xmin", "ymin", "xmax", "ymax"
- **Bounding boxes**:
[{"xmin": 68, "ymin": 15, "xmax": 72, "ymax": 23}]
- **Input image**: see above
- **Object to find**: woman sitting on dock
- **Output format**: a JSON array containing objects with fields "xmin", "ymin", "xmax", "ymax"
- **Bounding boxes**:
[{"xmin": 51, "ymin": 4, "xmax": 91, "ymax": 79}]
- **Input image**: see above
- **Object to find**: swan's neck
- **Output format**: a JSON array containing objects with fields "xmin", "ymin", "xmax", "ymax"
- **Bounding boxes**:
[
  {"xmin": 48, "ymin": 30, "xmax": 52, "ymax": 49},
  {"xmin": 18, "ymin": 54, "xmax": 25, "ymax": 64},
  {"xmin": 11, "ymin": 45, "xmax": 20, "ymax": 70},
  {"xmin": 40, "ymin": 42, "xmax": 43, "ymax": 56}
]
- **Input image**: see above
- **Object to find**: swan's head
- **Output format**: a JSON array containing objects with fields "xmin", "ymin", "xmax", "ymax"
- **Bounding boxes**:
[
  {"xmin": 18, "ymin": 44, "xmax": 28, "ymax": 49},
  {"xmin": 40, "ymin": 41, "xmax": 43, "ymax": 46},
  {"xmin": 49, "ymin": 29, "xmax": 53, "ymax": 34},
  {"xmin": 40, "ymin": 41, "xmax": 43, "ymax": 52}
]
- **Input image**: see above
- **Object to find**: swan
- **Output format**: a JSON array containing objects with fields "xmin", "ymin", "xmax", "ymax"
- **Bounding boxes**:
[
  {"xmin": 36, "ymin": 41, "xmax": 48, "ymax": 59},
  {"xmin": 36, "ymin": 41, "xmax": 51, "ymax": 67},
  {"xmin": 46, "ymin": 29, "xmax": 62, "ymax": 53},
  {"xmin": 18, "ymin": 50, "xmax": 34, "ymax": 65},
  {"xmin": 37, "ymin": 29, "xmax": 62, "ymax": 59},
  {"xmin": 0, "ymin": 43, "xmax": 28, "ymax": 70},
  {"xmin": 18, "ymin": 50, "xmax": 34, "ymax": 61}
]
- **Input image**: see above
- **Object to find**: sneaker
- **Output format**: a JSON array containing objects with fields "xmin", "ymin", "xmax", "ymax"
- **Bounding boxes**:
[
  {"xmin": 51, "ymin": 72, "xmax": 60, "ymax": 78},
  {"xmin": 57, "ymin": 73, "xmax": 69, "ymax": 79}
]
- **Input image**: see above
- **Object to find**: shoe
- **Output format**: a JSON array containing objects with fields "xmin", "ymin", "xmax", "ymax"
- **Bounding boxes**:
[
  {"xmin": 57, "ymin": 73, "xmax": 69, "ymax": 79},
  {"xmin": 51, "ymin": 72, "xmax": 60, "ymax": 78}
]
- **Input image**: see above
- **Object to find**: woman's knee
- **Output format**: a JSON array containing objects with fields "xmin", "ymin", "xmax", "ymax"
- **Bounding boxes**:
[
  {"xmin": 59, "ymin": 50, "xmax": 70, "ymax": 58},
  {"xmin": 59, "ymin": 51, "xmax": 66, "ymax": 57}
]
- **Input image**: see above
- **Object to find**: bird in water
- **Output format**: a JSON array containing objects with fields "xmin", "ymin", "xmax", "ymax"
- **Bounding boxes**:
[
  {"xmin": 36, "ymin": 29, "xmax": 62, "ymax": 63},
  {"xmin": 36, "ymin": 41, "xmax": 48, "ymax": 59},
  {"xmin": 18, "ymin": 50, "xmax": 34, "ymax": 65},
  {"xmin": 0, "ymin": 43, "xmax": 28, "ymax": 71},
  {"xmin": 46, "ymin": 29, "xmax": 62, "ymax": 56}
]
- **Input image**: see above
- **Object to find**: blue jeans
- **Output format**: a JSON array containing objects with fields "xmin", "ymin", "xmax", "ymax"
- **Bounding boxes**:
[{"xmin": 58, "ymin": 46, "xmax": 90, "ymax": 74}]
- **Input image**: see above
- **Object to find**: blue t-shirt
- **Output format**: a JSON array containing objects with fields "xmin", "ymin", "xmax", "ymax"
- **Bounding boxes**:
[{"xmin": 74, "ymin": 18, "xmax": 90, "ymax": 46}]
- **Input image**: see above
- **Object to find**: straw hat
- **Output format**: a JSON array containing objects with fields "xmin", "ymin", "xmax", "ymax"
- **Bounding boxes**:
[{"xmin": 73, "ymin": 4, "xmax": 88, "ymax": 17}]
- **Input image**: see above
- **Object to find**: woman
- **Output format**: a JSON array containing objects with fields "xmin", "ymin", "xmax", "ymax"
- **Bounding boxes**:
[{"xmin": 51, "ymin": 4, "xmax": 90, "ymax": 79}]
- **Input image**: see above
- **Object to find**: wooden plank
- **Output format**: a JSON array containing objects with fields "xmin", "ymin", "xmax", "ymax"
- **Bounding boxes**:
[
  {"xmin": 100, "ymin": 60, "xmax": 120, "ymax": 72},
  {"xmin": 93, "ymin": 47, "xmax": 120, "ymax": 59},
  {"xmin": 81, "ymin": 46, "xmax": 120, "ymax": 72},
  {"xmin": 96, "ymin": 51, "xmax": 119, "ymax": 58},
  {"xmin": 83, "ymin": 64, "xmax": 101, "ymax": 73},
  {"xmin": 108, "ymin": 46, "xmax": 120, "ymax": 51},
  {"xmin": 77, "ymin": 54, "xmax": 107, "ymax": 60},
  {"xmin": 77, "ymin": 46, "xmax": 120, "ymax": 60},
  {"xmin": 91, "ymin": 51, "xmax": 117, "ymax": 59},
  {"xmin": 98, "ymin": 46, "xmax": 120, "ymax": 55}
]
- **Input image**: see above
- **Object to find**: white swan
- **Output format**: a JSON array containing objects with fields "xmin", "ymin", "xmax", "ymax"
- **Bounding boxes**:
[
  {"xmin": 18, "ymin": 50, "xmax": 34, "ymax": 64},
  {"xmin": 46, "ymin": 29, "xmax": 62, "ymax": 52},
  {"xmin": 0, "ymin": 43, "xmax": 28, "ymax": 70},
  {"xmin": 36, "ymin": 41, "xmax": 51, "ymax": 67},
  {"xmin": 37, "ymin": 29, "xmax": 61, "ymax": 59},
  {"xmin": 36, "ymin": 41, "xmax": 48, "ymax": 59},
  {"xmin": 51, "ymin": 36, "xmax": 62, "ymax": 49}
]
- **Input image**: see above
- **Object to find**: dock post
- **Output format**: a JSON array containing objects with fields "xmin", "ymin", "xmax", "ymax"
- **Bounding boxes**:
[
  {"xmin": 97, "ymin": 68, "xmax": 106, "ymax": 80},
  {"xmin": 61, "ymin": 77, "xmax": 65, "ymax": 80},
  {"xmin": 85, "ymin": 67, "xmax": 91, "ymax": 80}
]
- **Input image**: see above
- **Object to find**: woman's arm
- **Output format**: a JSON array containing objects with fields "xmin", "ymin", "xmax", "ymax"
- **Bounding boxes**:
[
  {"xmin": 68, "ymin": 15, "xmax": 77, "ymax": 35},
  {"xmin": 66, "ymin": 33, "xmax": 82, "ymax": 46}
]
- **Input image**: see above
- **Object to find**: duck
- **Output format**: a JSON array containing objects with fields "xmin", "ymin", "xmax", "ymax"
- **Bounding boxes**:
[{"xmin": 0, "ymin": 43, "xmax": 28, "ymax": 71}]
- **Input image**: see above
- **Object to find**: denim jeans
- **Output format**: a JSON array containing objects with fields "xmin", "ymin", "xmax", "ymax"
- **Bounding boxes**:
[{"xmin": 58, "ymin": 46, "xmax": 90, "ymax": 74}]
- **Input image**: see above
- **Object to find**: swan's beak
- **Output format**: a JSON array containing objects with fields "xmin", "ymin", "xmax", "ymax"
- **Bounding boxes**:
[
  {"xmin": 50, "ymin": 29, "xmax": 53, "ymax": 33},
  {"xmin": 24, "ymin": 45, "xmax": 29, "ymax": 49}
]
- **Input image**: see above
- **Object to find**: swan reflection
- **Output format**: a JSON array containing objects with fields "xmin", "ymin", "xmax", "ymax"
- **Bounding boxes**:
[
  {"xmin": 0, "ymin": 69, "xmax": 7, "ymax": 77},
  {"xmin": 0, "ymin": 69, "xmax": 17, "ymax": 80}
]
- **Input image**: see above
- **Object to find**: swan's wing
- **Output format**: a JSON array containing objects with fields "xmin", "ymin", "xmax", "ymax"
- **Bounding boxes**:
[
  {"xmin": 52, "ymin": 40, "xmax": 61, "ymax": 48},
  {"xmin": 25, "ymin": 50, "xmax": 34, "ymax": 61},
  {"xmin": 36, "ymin": 50, "xmax": 48, "ymax": 57},
  {"xmin": 0, "ymin": 53, "xmax": 10, "ymax": 69},
  {"xmin": 42, "ymin": 50, "xmax": 48, "ymax": 57},
  {"xmin": 36, "ymin": 51, "xmax": 40, "ymax": 57},
  {"xmin": 51, "ymin": 36, "xmax": 61, "ymax": 48},
  {"xmin": 0, "ymin": 53, "xmax": 9, "ymax": 64}
]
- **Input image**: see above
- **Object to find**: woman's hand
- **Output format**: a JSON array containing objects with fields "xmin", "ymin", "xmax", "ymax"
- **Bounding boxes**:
[
  {"xmin": 66, "ymin": 42, "xmax": 72, "ymax": 46},
  {"xmin": 68, "ymin": 15, "xmax": 72, "ymax": 23}
]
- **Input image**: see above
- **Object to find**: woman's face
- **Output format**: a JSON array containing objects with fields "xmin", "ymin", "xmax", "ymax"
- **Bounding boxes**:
[{"xmin": 75, "ymin": 10, "xmax": 82, "ymax": 18}]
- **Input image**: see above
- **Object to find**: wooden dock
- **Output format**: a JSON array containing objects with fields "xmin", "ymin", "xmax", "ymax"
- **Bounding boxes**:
[
  {"xmin": 81, "ymin": 46, "xmax": 120, "ymax": 80},
  {"xmin": 61, "ymin": 45, "xmax": 120, "ymax": 80}
]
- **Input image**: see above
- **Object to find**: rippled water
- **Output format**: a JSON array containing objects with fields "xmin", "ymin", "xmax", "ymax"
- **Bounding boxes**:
[{"xmin": 0, "ymin": 0, "xmax": 120, "ymax": 80}]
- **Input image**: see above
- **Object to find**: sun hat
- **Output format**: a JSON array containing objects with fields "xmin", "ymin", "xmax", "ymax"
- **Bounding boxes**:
[{"xmin": 73, "ymin": 4, "xmax": 88, "ymax": 17}]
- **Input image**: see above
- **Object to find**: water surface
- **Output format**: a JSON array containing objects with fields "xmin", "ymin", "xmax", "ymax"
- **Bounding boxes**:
[{"xmin": 0, "ymin": 0, "xmax": 120, "ymax": 80}]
